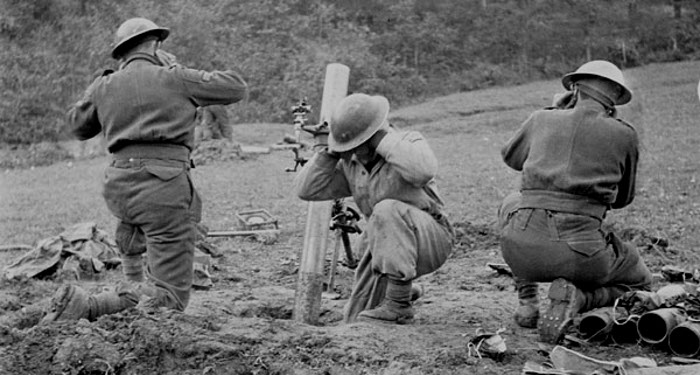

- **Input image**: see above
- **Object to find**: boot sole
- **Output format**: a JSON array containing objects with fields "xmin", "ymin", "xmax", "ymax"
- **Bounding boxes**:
[
  {"xmin": 357, "ymin": 307, "xmax": 415, "ymax": 325},
  {"xmin": 357, "ymin": 314, "xmax": 414, "ymax": 325},
  {"xmin": 539, "ymin": 278, "xmax": 578, "ymax": 344}
]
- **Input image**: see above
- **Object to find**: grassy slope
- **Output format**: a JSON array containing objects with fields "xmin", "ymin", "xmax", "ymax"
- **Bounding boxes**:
[
  {"xmin": 2, "ymin": 60, "xmax": 700, "ymax": 374},
  {"xmin": 3, "ymin": 60, "xmax": 700, "ymax": 258}
]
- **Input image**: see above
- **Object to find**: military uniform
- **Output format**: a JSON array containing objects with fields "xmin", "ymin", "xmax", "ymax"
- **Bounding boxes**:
[
  {"xmin": 498, "ymin": 100, "xmax": 652, "ymax": 314},
  {"xmin": 68, "ymin": 52, "xmax": 247, "ymax": 310},
  {"xmin": 294, "ymin": 129, "xmax": 454, "ymax": 322},
  {"xmin": 198, "ymin": 104, "xmax": 232, "ymax": 142}
]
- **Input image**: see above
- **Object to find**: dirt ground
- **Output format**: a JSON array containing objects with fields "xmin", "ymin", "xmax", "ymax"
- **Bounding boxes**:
[{"xmin": 2, "ymin": 60, "xmax": 700, "ymax": 374}]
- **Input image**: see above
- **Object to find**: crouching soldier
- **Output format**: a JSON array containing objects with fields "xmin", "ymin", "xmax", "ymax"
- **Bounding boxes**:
[
  {"xmin": 497, "ymin": 60, "xmax": 653, "ymax": 343},
  {"xmin": 43, "ymin": 17, "xmax": 248, "ymax": 322},
  {"xmin": 294, "ymin": 93, "xmax": 454, "ymax": 324}
]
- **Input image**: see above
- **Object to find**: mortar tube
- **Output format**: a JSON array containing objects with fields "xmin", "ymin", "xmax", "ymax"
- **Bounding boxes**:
[
  {"xmin": 579, "ymin": 307, "xmax": 624, "ymax": 341},
  {"xmin": 669, "ymin": 321, "xmax": 700, "ymax": 358},
  {"xmin": 610, "ymin": 315, "xmax": 641, "ymax": 345},
  {"xmin": 637, "ymin": 307, "xmax": 686, "ymax": 345}
]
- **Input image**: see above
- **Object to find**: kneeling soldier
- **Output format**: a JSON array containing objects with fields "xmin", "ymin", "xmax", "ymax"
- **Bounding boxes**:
[
  {"xmin": 44, "ymin": 17, "xmax": 248, "ymax": 322},
  {"xmin": 498, "ymin": 60, "xmax": 653, "ymax": 343}
]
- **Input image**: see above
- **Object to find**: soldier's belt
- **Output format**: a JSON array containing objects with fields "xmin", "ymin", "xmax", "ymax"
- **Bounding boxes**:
[
  {"xmin": 519, "ymin": 190, "xmax": 608, "ymax": 219},
  {"xmin": 112, "ymin": 143, "xmax": 190, "ymax": 163}
]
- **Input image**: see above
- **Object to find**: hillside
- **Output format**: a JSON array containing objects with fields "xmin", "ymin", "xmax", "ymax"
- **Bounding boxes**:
[
  {"xmin": 2, "ymin": 60, "xmax": 700, "ymax": 374},
  {"xmin": 3, "ymin": 0, "xmax": 700, "ymax": 146}
]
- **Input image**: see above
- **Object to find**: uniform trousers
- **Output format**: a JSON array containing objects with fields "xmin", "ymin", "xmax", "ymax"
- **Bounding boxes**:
[
  {"xmin": 103, "ymin": 145, "xmax": 201, "ymax": 311},
  {"xmin": 343, "ymin": 199, "xmax": 453, "ymax": 322},
  {"xmin": 498, "ymin": 192, "xmax": 652, "ymax": 309}
]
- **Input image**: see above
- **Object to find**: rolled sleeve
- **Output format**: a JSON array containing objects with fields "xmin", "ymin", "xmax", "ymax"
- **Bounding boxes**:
[{"xmin": 294, "ymin": 150, "xmax": 351, "ymax": 201}]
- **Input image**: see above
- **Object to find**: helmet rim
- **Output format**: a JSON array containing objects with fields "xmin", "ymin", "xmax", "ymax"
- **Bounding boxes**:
[
  {"xmin": 562, "ymin": 60, "xmax": 632, "ymax": 105},
  {"xmin": 328, "ymin": 95, "xmax": 390, "ymax": 153},
  {"xmin": 111, "ymin": 18, "xmax": 170, "ymax": 59}
]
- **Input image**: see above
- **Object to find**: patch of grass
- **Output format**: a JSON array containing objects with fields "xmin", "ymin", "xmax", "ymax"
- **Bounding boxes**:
[
  {"xmin": 0, "ymin": 142, "xmax": 73, "ymax": 170},
  {"xmin": 5, "ymin": 60, "xmax": 700, "ymax": 254},
  {"xmin": 2, "ymin": 61, "xmax": 700, "ymax": 375}
]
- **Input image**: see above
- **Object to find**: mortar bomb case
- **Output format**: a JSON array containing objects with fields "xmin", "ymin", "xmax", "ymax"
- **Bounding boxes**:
[{"xmin": 236, "ymin": 209, "xmax": 279, "ymax": 230}]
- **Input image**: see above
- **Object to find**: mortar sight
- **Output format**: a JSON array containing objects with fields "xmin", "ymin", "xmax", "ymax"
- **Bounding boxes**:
[{"xmin": 291, "ymin": 98, "xmax": 312, "ymax": 124}]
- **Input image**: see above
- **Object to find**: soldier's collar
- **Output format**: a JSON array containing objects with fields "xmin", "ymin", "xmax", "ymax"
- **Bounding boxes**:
[
  {"xmin": 119, "ymin": 52, "xmax": 161, "ymax": 70},
  {"xmin": 576, "ymin": 98, "xmax": 617, "ymax": 117}
]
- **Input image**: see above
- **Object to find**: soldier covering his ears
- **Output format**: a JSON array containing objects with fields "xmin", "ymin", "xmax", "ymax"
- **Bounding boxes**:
[
  {"xmin": 44, "ymin": 17, "xmax": 248, "ymax": 321},
  {"xmin": 294, "ymin": 93, "xmax": 455, "ymax": 324},
  {"xmin": 498, "ymin": 60, "xmax": 653, "ymax": 343}
]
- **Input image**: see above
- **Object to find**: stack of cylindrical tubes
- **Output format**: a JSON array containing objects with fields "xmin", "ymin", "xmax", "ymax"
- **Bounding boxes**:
[
  {"xmin": 574, "ymin": 283, "xmax": 700, "ymax": 358},
  {"xmin": 668, "ymin": 320, "xmax": 700, "ymax": 358}
]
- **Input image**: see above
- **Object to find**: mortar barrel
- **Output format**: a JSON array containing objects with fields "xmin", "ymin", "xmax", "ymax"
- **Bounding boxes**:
[
  {"xmin": 637, "ymin": 308, "xmax": 686, "ymax": 345},
  {"xmin": 579, "ymin": 307, "xmax": 619, "ymax": 340},
  {"xmin": 610, "ymin": 315, "xmax": 640, "ymax": 345},
  {"xmin": 669, "ymin": 321, "xmax": 700, "ymax": 358}
]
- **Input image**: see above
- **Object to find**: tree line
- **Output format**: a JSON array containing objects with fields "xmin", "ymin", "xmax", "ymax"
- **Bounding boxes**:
[{"xmin": 1, "ymin": 0, "xmax": 698, "ymax": 145}]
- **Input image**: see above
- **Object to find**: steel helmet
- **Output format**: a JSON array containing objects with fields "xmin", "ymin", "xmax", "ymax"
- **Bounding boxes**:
[
  {"xmin": 328, "ymin": 94, "xmax": 390, "ymax": 153},
  {"xmin": 562, "ymin": 60, "xmax": 632, "ymax": 105},
  {"xmin": 111, "ymin": 18, "xmax": 169, "ymax": 59}
]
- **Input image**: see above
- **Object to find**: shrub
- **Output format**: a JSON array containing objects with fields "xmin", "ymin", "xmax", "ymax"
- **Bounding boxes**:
[{"xmin": 1, "ymin": 0, "xmax": 698, "ymax": 146}]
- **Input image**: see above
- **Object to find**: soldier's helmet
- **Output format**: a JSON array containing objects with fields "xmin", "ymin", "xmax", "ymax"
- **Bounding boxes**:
[
  {"xmin": 111, "ymin": 17, "xmax": 169, "ymax": 59},
  {"xmin": 329, "ymin": 94, "xmax": 390, "ymax": 153},
  {"xmin": 562, "ymin": 60, "xmax": 632, "ymax": 105}
]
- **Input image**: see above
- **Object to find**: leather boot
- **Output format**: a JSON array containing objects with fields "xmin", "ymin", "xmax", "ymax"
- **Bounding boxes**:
[
  {"xmin": 514, "ymin": 280, "xmax": 539, "ymax": 328},
  {"xmin": 116, "ymin": 280, "xmax": 180, "ymax": 313},
  {"xmin": 42, "ymin": 285, "xmax": 91, "ymax": 323},
  {"xmin": 358, "ymin": 279, "xmax": 414, "ymax": 324},
  {"xmin": 539, "ymin": 278, "xmax": 587, "ymax": 344},
  {"xmin": 88, "ymin": 290, "xmax": 139, "ymax": 319},
  {"xmin": 41, "ymin": 285, "xmax": 138, "ymax": 323}
]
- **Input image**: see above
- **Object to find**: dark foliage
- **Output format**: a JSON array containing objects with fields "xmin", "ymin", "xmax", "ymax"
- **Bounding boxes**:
[{"xmin": 2, "ymin": 0, "xmax": 699, "ymax": 144}]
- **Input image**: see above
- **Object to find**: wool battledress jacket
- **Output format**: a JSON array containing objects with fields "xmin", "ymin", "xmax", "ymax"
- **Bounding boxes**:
[
  {"xmin": 498, "ymin": 99, "xmax": 651, "ymax": 293},
  {"xmin": 66, "ymin": 53, "xmax": 247, "ymax": 310},
  {"xmin": 502, "ymin": 100, "xmax": 638, "ymax": 214}
]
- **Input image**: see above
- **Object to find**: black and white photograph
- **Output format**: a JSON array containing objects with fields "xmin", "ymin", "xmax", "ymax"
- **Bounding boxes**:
[{"xmin": 2, "ymin": 1, "xmax": 700, "ymax": 374}]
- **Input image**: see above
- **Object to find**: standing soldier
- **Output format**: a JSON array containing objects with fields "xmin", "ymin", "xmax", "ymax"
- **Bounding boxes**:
[
  {"xmin": 197, "ymin": 105, "xmax": 233, "ymax": 142},
  {"xmin": 43, "ymin": 17, "xmax": 248, "ymax": 322},
  {"xmin": 294, "ymin": 93, "xmax": 454, "ymax": 324},
  {"xmin": 498, "ymin": 60, "xmax": 652, "ymax": 343}
]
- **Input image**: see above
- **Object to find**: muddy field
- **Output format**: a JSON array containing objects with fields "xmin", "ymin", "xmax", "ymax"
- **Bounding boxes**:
[{"xmin": 2, "ymin": 60, "xmax": 700, "ymax": 374}]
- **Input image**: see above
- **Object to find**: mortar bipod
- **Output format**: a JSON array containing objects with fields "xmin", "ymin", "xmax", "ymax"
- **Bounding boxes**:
[
  {"xmin": 325, "ymin": 199, "xmax": 361, "ymax": 293},
  {"xmin": 329, "ymin": 199, "xmax": 361, "ymax": 269}
]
